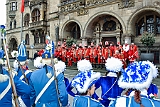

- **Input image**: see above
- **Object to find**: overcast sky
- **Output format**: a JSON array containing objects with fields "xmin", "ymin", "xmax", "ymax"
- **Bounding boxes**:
[{"xmin": 0, "ymin": 1, "xmax": 6, "ymax": 26}]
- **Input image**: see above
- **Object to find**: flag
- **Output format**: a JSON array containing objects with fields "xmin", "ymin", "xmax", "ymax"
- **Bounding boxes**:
[{"xmin": 21, "ymin": 0, "xmax": 24, "ymax": 13}]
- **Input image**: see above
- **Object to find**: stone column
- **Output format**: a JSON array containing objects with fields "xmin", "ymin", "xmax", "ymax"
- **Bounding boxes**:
[
  {"xmin": 116, "ymin": 35, "xmax": 120, "ymax": 44},
  {"xmin": 82, "ymin": 38, "xmax": 87, "ymax": 46},
  {"xmin": 123, "ymin": 33, "xmax": 132, "ymax": 44}
]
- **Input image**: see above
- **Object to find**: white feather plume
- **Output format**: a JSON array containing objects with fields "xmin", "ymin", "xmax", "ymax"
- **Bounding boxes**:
[
  {"xmin": 13, "ymin": 60, "xmax": 19, "ymax": 69},
  {"xmin": 77, "ymin": 59, "xmax": 92, "ymax": 72},
  {"xmin": 0, "ymin": 74, "xmax": 9, "ymax": 83},
  {"xmin": 145, "ymin": 61, "xmax": 158, "ymax": 78},
  {"xmin": 34, "ymin": 57, "xmax": 44, "ymax": 69},
  {"xmin": 11, "ymin": 50, "xmax": 19, "ymax": 58},
  {"xmin": 105, "ymin": 57, "xmax": 123, "ymax": 72},
  {"xmin": 54, "ymin": 60, "xmax": 66, "ymax": 73}
]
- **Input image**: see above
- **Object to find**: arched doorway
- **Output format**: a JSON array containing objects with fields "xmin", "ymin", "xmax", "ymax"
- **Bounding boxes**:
[
  {"xmin": 8, "ymin": 38, "xmax": 18, "ymax": 57},
  {"xmin": 63, "ymin": 22, "xmax": 81, "ymax": 40},
  {"xmin": 85, "ymin": 14, "xmax": 123, "ymax": 46}
]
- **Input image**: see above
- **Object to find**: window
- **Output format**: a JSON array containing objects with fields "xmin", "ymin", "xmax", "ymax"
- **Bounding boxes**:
[
  {"xmin": 136, "ymin": 15, "xmax": 160, "ymax": 36},
  {"xmin": 103, "ymin": 20, "xmax": 116, "ymax": 31},
  {"xmin": 24, "ymin": 14, "xmax": 30, "ymax": 27},
  {"xmin": 40, "ymin": 31, "xmax": 45, "ymax": 43},
  {"xmin": 24, "ymin": 0, "xmax": 29, "ymax": 7},
  {"xmin": 34, "ymin": 32, "xmax": 39, "ymax": 44},
  {"xmin": 31, "ymin": 9, "xmax": 40, "ymax": 22},
  {"xmin": 10, "ymin": 21, "xmax": 12, "ymax": 29},
  {"xmin": 14, "ymin": 20, "xmax": 16, "ymax": 28},
  {"xmin": 25, "ymin": 34, "xmax": 29, "ymax": 45},
  {"xmin": 10, "ymin": 2, "xmax": 17, "ymax": 11}
]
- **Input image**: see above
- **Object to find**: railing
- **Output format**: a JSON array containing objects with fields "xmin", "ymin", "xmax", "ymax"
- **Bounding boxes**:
[{"xmin": 29, "ymin": 20, "xmax": 47, "ymax": 28}]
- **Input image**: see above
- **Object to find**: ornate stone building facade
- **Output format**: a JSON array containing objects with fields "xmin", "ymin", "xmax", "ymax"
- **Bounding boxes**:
[{"xmin": 6, "ymin": 0, "xmax": 160, "ymax": 63}]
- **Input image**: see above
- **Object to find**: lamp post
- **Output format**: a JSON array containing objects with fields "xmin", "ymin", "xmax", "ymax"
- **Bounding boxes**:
[{"xmin": 30, "ymin": 44, "xmax": 34, "ymax": 60}]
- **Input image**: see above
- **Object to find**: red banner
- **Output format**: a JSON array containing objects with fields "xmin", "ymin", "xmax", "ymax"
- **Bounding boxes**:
[{"xmin": 21, "ymin": 0, "xmax": 24, "ymax": 13}]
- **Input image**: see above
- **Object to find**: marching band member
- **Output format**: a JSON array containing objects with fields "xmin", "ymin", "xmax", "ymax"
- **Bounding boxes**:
[
  {"xmin": 110, "ymin": 61, "xmax": 160, "ymax": 107},
  {"xmin": 61, "ymin": 44, "xmax": 67, "ymax": 62},
  {"xmin": 0, "ymin": 49, "xmax": 31, "ymax": 107},
  {"xmin": 66, "ymin": 59, "xmax": 93, "ymax": 97},
  {"xmin": 83, "ymin": 44, "xmax": 90, "ymax": 60},
  {"xmin": 68, "ymin": 59, "xmax": 103, "ymax": 107},
  {"xmin": 66, "ymin": 48, "xmax": 73, "ymax": 67},
  {"xmin": 92, "ymin": 57, "xmax": 124, "ymax": 107},
  {"xmin": 109, "ymin": 43, "xmax": 114, "ymax": 57},
  {"xmin": 123, "ymin": 41, "xmax": 130, "ymax": 65},
  {"xmin": 128, "ymin": 43, "xmax": 139, "ymax": 63},
  {"xmin": 97, "ymin": 43, "xmax": 103, "ymax": 69},
  {"xmin": 77, "ymin": 43, "xmax": 83, "ymax": 61},
  {"xmin": 72, "ymin": 44, "xmax": 77, "ymax": 66},
  {"xmin": 89, "ymin": 43, "xmax": 97, "ymax": 68},
  {"xmin": 13, "ymin": 42, "xmax": 32, "ymax": 107},
  {"xmin": 29, "ymin": 50, "xmax": 69, "ymax": 107},
  {"xmin": 103, "ymin": 41, "xmax": 110, "ymax": 60}
]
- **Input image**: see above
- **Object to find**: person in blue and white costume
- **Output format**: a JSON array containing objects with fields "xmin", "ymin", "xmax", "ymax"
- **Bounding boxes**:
[
  {"xmin": 0, "ymin": 49, "xmax": 31, "ymax": 107},
  {"xmin": 66, "ymin": 59, "xmax": 93, "ymax": 97},
  {"xmin": 34, "ymin": 56, "xmax": 44, "ymax": 69},
  {"xmin": 71, "ymin": 66, "xmax": 104, "ymax": 107},
  {"xmin": 29, "ymin": 50, "xmax": 69, "ymax": 107},
  {"xmin": 92, "ymin": 57, "xmax": 124, "ymax": 107},
  {"xmin": 12, "ymin": 43, "xmax": 32, "ymax": 107},
  {"xmin": 109, "ymin": 61, "xmax": 160, "ymax": 107},
  {"xmin": 54, "ymin": 58, "xmax": 69, "ymax": 88}
]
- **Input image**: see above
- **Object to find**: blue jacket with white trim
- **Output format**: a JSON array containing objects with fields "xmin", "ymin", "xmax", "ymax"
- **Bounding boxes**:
[
  {"xmin": 29, "ymin": 65, "xmax": 68, "ymax": 107},
  {"xmin": 0, "ymin": 68, "xmax": 31, "ymax": 107}
]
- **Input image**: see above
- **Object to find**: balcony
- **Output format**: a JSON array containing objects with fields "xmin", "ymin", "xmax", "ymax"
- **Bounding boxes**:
[
  {"xmin": 9, "ymin": 11, "xmax": 16, "ymax": 19},
  {"xmin": 29, "ymin": 20, "xmax": 47, "ymax": 30}
]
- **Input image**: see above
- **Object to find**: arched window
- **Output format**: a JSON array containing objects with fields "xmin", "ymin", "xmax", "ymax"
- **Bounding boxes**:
[
  {"xmin": 136, "ymin": 15, "xmax": 160, "ymax": 36},
  {"xmin": 31, "ymin": 9, "xmax": 40, "ymax": 22},
  {"xmin": 34, "ymin": 32, "xmax": 39, "ymax": 44},
  {"xmin": 103, "ymin": 20, "xmax": 116, "ymax": 31},
  {"xmin": 24, "ymin": 14, "xmax": 30, "ymax": 27},
  {"xmin": 25, "ymin": 34, "xmax": 29, "ymax": 45},
  {"xmin": 10, "ymin": 21, "xmax": 12, "ymax": 29},
  {"xmin": 14, "ymin": 20, "xmax": 16, "ymax": 28},
  {"xmin": 40, "ymin": 31, "xmax": 45, "ymax": 43}
]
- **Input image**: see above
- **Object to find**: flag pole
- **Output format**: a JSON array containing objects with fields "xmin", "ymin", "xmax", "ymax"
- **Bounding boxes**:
[
  {"xmin": 21, "ymin": 12, "xmax": 23, "ymax": 42},
  {"xmin": 2, "ymin": 28, "xmax": 19, "ymax": 107}
]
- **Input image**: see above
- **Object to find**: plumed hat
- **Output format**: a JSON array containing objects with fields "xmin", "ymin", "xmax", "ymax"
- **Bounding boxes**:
[
  {"xmin": 17, "ymin": 42, "xmax": 27, "ymax": 62},
  {"xmin": 54, "ymin": 60, "xmax": 66, "ymax": 73},
  {"xmin": 118, "ymin": 61, "xmax": 158, "ymax": 90},
  {"xmin": 42, "ymin": 50, "xmax": 51, "ymax": 59},
  {"xmin": 77, "ymin": 59, "xmax": 93, "ymax": 72},
  {"xmin": 34, "ymin": 57, "xmax": 44, "ymax": 69},
  {"xmin": 105, "ymin": 57, "xmax": 123, "ymax": 72},
  {"xmin": 71, "ymin": 71, "xmax": 101, "ymax": 93}
]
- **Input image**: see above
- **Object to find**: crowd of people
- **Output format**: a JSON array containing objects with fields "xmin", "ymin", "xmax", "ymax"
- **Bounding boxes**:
[
  {"xmin": 0, "ymin": 40, "xmax": 160, "ymax": 107},
  {"xmin": 53, "ymin": 41, "xmax": 139, "ymax": 68}
]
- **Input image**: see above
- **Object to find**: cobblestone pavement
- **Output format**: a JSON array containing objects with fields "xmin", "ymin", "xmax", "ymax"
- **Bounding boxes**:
[{"xmin": 8, "ymin": 59, "xmax": 160, "ymax": 105}]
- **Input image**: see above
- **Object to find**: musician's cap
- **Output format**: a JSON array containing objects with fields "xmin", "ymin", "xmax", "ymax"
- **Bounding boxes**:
[
  {"xmin": 17, "ymin": 42, "xmax": 27, "ymax": 65},
  {"xmin": 118, "ymin": 61, "xmax": 158, "ymax": 90},
  {"xmin": 42, "ymin": 50, "xmax": 52, "ymax": 65},
  {"xmin": 34, "ymin": 57, "xmax": 44, "ymax": 69},
  {"xmin": 105, "ymin": 57, "xmax": 123, "ymax": 73},
  {"xmin": 77, "ymin": 59, "xmax": 93, "ymax": 72},
  {"xmin": 71, "ymin": 71, "xmax": 101, "ymax": 93}
]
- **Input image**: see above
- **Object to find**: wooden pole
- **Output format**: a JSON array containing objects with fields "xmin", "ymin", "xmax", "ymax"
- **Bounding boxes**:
[{"xmin": 2, "ymin": 29, "xmax": 19, "ymax": 107}]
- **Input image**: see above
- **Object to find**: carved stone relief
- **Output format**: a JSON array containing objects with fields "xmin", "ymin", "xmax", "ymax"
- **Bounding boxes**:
[{"xmin": 118, "ymin": 0, "xmax": 135, "ymax": 9}]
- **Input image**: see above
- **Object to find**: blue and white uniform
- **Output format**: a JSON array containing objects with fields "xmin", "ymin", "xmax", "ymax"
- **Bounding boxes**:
[
  {"xmin": 93, "ymin": 57, "xmax": 124, "ymax": 107},
  {"xmin": 0, "ymin": 68, "xmax": 31, "ymax": 107},
  {"xmin": 109, "ymin": 95, "xmax": 160, "ymax": 107},
  {"xmin": 30, "ymin": 65, "xmax": 68, "ymax": 107},
  {"xmin": 73, "ymin": 96, "xmax": 104, "ymax": 107},
  {"xmin": 93, "ymin": 74, "xmax": 123, "ymax": 107}
]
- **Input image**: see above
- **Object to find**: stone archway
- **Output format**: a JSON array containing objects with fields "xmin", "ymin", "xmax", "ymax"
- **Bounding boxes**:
[
  {"xmin": 62, "ymin": 21, "xmax": 81, "ymax": 42},
  {"xmin": 83, "ymin": 14, "xmax": 123, "ymax": 46},
  {"xmin": 8, "ymin": 38, "xmax": 18, "ymax": 58}
]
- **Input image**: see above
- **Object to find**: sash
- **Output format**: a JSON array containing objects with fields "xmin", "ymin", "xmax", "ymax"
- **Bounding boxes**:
[
  {"xmin": 0, "ymin": 80, "xmax": 11, "ymax": 100},
  {"xmin": 20, "ymin": 70, "xmax": 31, "ymax": 80},
  {"xmin": 18, "ymin": 96, "xmax": 27, "ymax": 107},
  {"xmin": 35, "ymin": 75, "xmax": 55, "ymax": 104}
]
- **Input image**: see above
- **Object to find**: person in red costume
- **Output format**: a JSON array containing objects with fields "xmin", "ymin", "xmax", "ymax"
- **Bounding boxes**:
[
  {"xmin": 109, "ymin": 43, "xmax": 115, "ymax": 57},
  {"xmin": 128, "ymin": 43, "xmax": 139, "ymax": 63},
  {"xmin": 66, "ymin": 48, "xmax": 72, "ymax": 67},
  {"xmin": 89, "ymin": 43, "xmax": 97, "ymax": 68},
  {"xmin": 38, "ymin": 49, "xmax": 44, "ymax": 56},
  {"xmin": 77, "ymin": 43, "xmax": 84, "ymax": 61},
  {"xmin": 83, "ymin": 44, "xmax": 90, "ymax": 60},
  {"xmin": 123, "ymin": 41, "xmax": 130, "ymax": 66},
  {"xmin": 102, "ymin": 41, "xmax": 110, "ymax": 61},
  {"xmin": 97, "ymin": 42, "xmax": 103, "ymax": 69},
  {"xmin": 61, "ymin": 44, "xmax": 67, "ymax": 62},
  {"xmin": 72, "ymin": 44, "xmax": 77, "ymax": 66}
]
